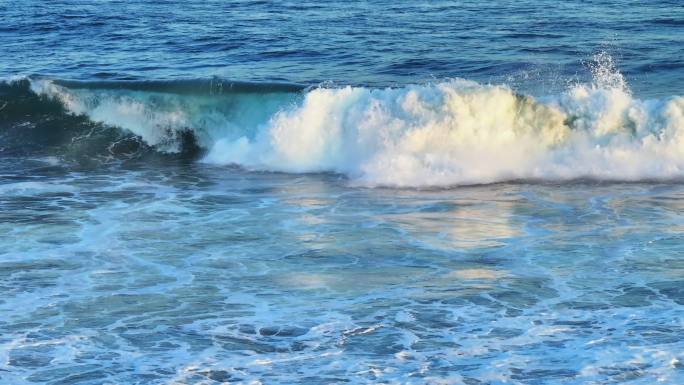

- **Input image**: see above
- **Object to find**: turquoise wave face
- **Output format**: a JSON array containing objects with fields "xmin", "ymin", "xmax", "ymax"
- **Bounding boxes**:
[{"xmin": 0, "ymin": 78, "xmax": 301, "ymax": 163}]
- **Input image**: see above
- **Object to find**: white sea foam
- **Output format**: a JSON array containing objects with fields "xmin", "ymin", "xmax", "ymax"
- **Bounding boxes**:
[
  {"xmin": 0, "ymin": 181, "xmax": 75, "ymax": 194},
  {"xmin": 204, "ymin": 81, "xmax": 684, "ymax": 186},
  {"xmin": 30, "ymin": 59, "xmax": 684, "ymax": 187}
]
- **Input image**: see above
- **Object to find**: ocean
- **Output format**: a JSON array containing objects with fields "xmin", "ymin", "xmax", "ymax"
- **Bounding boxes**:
[{"xmin": 1, "ymin": 1, "xmax": 684, "ymax": 384}]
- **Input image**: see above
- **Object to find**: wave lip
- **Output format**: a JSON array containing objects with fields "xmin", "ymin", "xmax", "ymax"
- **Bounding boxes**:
[
  {"xmin": 25, "ymin": 77, "xmax": 300, "ymax": 153},
  {"xmin": 10, "ymin": 64, "xmax": 684, "ymax": 187}
]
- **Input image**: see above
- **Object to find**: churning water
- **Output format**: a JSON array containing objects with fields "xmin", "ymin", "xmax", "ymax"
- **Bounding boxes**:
[{"xmin": 2, "ymin": 1, "xmax": 684, "ymax": 384}]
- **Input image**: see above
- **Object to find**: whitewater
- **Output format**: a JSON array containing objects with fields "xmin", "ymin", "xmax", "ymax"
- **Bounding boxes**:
[{"xmin": 19, "ymin": 56, "xmax": 684, "ymax": 187}]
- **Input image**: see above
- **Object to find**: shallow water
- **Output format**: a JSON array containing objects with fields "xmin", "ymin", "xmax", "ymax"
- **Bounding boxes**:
[{"xmin": 1, "ymin": 159, "xmax": 684, "ymax": 384}]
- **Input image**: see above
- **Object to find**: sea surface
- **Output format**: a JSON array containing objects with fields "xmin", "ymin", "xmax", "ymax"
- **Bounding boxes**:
[{"xmin": 2, "ymin": 1, "xmax": 684, "ymax": 384}]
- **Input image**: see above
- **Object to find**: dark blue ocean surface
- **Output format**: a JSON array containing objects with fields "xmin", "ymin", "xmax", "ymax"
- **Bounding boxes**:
[
  {"xmin": 1, "ymin": 0, "xmax": 683, "ymax": 95},
  {"xmin": 2, "ymin": 1, "xmax": 684, "ymax": 385}
]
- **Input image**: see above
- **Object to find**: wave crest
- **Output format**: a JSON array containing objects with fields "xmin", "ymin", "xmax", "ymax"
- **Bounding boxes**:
[
  {"xmin": 16, "ymin": 72, "xmax": 684, "ymax": 186},
  {"xmin": 205, "ymin": 80, "xmax": 684, "ymax": 186}
]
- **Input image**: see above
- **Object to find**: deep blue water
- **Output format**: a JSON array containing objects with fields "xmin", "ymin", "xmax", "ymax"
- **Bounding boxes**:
[
  {"xmin": 2, "ymin": 1, "xmax": 684, "ymax": 384},
  {"xmin": 2, "ymin": 0, "xmax": 683, "ymax": 95}
]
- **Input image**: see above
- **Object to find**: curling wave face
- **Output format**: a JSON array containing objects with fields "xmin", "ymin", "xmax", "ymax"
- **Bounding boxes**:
[{"xmin": 6, "ymin": 67, "xmax": 684, "ymax": 187}]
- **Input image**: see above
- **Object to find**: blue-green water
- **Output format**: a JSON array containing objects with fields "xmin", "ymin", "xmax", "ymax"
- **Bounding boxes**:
[{"xmin": 2, "ymin": 1, "xmax": 684, "ymax": 384}]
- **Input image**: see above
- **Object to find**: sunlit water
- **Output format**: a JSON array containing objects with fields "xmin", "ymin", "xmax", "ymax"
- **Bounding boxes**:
[
  {"xmin": 2, "ymin": 1, "xmax": 684, "ymax": 384},
  {"xmin": 1, "ymin": 158, "xmax": 683, "ymax": 384}
]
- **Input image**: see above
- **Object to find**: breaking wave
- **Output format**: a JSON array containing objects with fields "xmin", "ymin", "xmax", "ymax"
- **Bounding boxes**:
[{"xmin": 3, "ymin": 56, "xmax": 684, "ymax": 186}]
